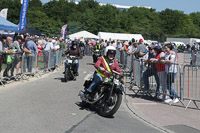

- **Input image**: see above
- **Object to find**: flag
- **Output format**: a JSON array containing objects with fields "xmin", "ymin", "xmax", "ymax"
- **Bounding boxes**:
[
  {"xmin": 61, "ymin": 24, "xmax": 67, "ymax": 39},
  {"xmin": 19, "ymin": 0, "xmax": 29, "ymax": 31},
  {"xmin": 0, "ymin": 8, "xmax": 8, "ymax": 20}
]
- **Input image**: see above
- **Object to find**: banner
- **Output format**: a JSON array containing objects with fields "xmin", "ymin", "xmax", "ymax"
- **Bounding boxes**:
[
  {"xmin": 61, "ymin": 24, "xmax": 67, "ymax": 39},
  {"xmin": 0, "ymin": 8, "xmax": 8, "ymax": 19},
  {"xmin": 19, "ymin": 0, "xmax": 29, "ymax": 31}
]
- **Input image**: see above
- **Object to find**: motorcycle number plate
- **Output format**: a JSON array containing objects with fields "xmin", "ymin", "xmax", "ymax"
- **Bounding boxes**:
[{"xmin": 68, "ymin": 60, "xmax": 72, "ymax": 63}]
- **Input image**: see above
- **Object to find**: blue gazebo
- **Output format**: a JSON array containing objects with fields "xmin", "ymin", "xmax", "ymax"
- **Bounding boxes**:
[{"xmin": 0, "ymin": 16, "xmax": 19, "ymax": 31}]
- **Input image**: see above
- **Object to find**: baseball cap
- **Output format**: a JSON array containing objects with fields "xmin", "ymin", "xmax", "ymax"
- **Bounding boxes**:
[
  {"xmin": 139, "ymin": 39, "xmax": 143, "ymax": 43},
  {"xmin": 153, "ymin": 46, "xmax": 162, "ymax": 50}
]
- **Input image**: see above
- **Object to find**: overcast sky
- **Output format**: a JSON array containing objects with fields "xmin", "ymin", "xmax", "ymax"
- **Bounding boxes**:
[{"xmin": 41, "ymin": 0, "xmax": 200, "ymax": 14}]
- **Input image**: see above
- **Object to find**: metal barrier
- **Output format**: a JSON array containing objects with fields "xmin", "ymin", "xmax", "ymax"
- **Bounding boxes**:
[
  {"xmin": 183, "ymin": 51, "xmax": 191, "ymax": 65},
  {"xmin": 116, "ymin": 50, "xmax": 121, "ymax": 63},
  {"xmin": 183, "ymin": 65, "xmax": 200, "ymax": 109},
  {"xmin": 123, "ymin": 53, "xmax": 184, "ymax": 105},
  {"xmin": 0, "ymin": 49, "xmax": 67, "ymax": 87}
]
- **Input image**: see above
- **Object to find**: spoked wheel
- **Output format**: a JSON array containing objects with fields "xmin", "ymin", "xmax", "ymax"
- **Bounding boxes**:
[{"xmin": 98, "ymin": 93, "xmax": 122, "ymax": 117}]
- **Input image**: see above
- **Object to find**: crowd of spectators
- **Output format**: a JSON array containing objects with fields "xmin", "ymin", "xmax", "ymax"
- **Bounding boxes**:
[{"xmin": 0, "ymin": 33, "xmax": 70, "ymax": 78}]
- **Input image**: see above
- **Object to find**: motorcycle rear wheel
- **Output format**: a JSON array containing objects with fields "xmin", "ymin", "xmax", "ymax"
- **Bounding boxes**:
[{"xmin": 98, "ymin": 93, "xmax": 122, "ymax": 117}]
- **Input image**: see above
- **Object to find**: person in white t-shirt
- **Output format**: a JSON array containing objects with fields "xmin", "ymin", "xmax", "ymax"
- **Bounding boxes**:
[{"xmin": 160, "ymin": 43, "xmax": 179, "ymax": 104}]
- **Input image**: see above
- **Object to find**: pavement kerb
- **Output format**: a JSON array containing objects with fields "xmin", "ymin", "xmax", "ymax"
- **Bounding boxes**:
[
  {"xmin": 122, "ymin": 89, "xmax": 175, "ymax": 133},
  {"xmin": 0, "ymin": 65, "xmax": 64, "ymax": 90}
]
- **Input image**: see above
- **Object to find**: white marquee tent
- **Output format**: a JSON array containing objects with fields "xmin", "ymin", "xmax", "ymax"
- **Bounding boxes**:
[
  {"xmin": 98, "ymin": 32, "xmax": 144, "ymax": 42},
  {"xmin": 69, "ymin": 30, "xmax": 99, "ymax": 40}
]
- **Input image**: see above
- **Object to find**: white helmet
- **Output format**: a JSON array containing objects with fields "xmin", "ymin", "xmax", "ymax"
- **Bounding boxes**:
[{"xmin": 104, "ymin": 46, "xmax": 116, "ymax": 57}]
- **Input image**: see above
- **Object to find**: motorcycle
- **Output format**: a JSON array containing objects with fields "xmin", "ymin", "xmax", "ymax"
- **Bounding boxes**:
[
  {"xmin": 64, "ymin": 56, "xmax": 78, "ymax": 82},
  {"xmin": 79, "ymin": 70, "xmax": 124, "ymax": 117},
  {"xmin": 93, "ymin": 50, "xmax": 102, "ymax": 63}
]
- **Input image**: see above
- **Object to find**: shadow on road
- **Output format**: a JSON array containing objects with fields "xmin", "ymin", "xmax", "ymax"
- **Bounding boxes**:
[
  {"xmin": 75, "ymin": 102, "xmax": 115, "ymax": 119},
  {"xmin": 54, "ymin": 77, "xmax": 66, "ymax": 83}
]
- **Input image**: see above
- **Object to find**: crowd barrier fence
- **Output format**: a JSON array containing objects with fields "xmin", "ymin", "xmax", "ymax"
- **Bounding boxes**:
[
  {"xmin": 183, "ymin": 65, "xmax": 200, "ymax": 109},
  {"xmin": 118, "ymin": 50, "xmax": 197, "ymax": 108},
  {"xmin": 0, "ymin": 49, "xmax": 66, "ymax": 87}
]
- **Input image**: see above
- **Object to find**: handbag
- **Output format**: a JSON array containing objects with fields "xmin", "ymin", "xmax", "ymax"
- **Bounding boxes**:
[{"xmin": 7, "ymin": 55, "xmax": 12, "ymax": 64}]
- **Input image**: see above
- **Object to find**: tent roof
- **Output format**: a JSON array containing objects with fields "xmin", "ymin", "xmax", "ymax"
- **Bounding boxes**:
[
  {"xmin": 0, "ymin": 16, "xmax": 18, "ymax": 31},
  {"xmin": 69, "ymin": 30, "xmax": 99, "ymax": 39},
  {"xmin": 98, "ymin": 32, "xmax": 144, "ymax": 41}
]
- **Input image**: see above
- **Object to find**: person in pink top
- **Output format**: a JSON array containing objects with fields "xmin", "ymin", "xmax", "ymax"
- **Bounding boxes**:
[
  {"xmin": 87, "ymin": 46, "xmax": 122, "ymax": 93},
  {"xmin": 37, "ymin": 40, "xmax": 43, "ymax": 57}
]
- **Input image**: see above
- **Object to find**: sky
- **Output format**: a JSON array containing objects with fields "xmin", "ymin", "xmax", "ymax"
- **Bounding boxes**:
[{"xmin": 41, "ymin": 0, "xmax": 200, "ymax": 14}]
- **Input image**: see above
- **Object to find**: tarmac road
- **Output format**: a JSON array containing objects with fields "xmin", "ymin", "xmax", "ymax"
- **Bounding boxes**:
[{"xmin": 0, "ymin": 56, "xmax": 167, "ymax": 133}]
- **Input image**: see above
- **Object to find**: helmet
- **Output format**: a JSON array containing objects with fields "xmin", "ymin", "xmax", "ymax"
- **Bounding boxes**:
[
  {"xmin": 104, "ymin": 46, "xmax": 116, "ymax": 57},
  {"xmin": 72, "ymin": 41, "xmax": 77, "ymax": 46}
]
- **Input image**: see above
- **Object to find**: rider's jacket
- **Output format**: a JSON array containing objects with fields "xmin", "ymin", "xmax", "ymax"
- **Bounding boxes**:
[
  {"xmin": 95, "ymin": 56, "xmax": 121, "ymax": 77},
  {"xmin": 65, "ymin": 47, "xmax": 81, "ymax": 57}
]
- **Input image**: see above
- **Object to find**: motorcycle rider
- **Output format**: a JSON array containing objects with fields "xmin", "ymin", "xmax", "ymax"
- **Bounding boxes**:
[
  {"xmin": 92, "ymin": 41, "xmax": 102, "ymax": 63},
  {"xmin": 64, "ymin": 41, "xmax": 81, "ymax": 76},
  {"xmin": 87, "ymin": 46, "xmax": 122, "ymax": 94}
]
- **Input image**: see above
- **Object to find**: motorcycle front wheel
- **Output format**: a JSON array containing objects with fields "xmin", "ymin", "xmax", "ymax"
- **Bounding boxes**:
[{"xmin": 98, "ymin": 93, "xmax": 122, "ymax": 117}]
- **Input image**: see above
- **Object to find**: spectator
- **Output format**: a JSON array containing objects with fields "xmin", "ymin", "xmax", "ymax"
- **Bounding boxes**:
[
  {"xmin": 43, "ymin": 38, "xmax": 54, "ymax": 69},
  {"xmin": 160, "ymin": 43, "xmax": 179, "ymax": 104},
  {"xmin": 121, "ymin": 41, "xmax": 128, "ymax": 51},
  {"xmin": 3, "ymin": 36, "xmax": 20, "ymax": 77},
  {"xmin": 127, "ymin": 41, "xmax": 136, "ymax": 55},
  {"xmin": 59, "ymin": 38, "xmax": 66, "ymax": 49},
  {"xmin": 79, "ymin": 41, "xmax": 85, "ymax": 56},
  {"xmin": 116, "ymin": 41, "xmax": 122, "ymax": 50},
  {"xmin": 0, "ymin": 35, "xmax": 7, "ymax": 72},
  {"xmin": 23, "ymin": 37, "xmax": 37, "ymax": 73},
  {"xmin": 140, "ymin": 44, "xmax": 161, "ymax": 98},
  {"xmin": 37, "ymin": 40, "xmax": 43, "ymax": 58},
  {"xmin": 134, "ymin": 39, "xmax": 147, "ymax": 59},
  {"xmin": 150, "ymin": 46, "xmax": 167, "ymax": 102}
]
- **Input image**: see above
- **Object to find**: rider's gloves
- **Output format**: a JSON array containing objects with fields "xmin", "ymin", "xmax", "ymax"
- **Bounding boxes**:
[{"xmin": 98, "ymin": 67, "xmax": 106, "ymax": 72}]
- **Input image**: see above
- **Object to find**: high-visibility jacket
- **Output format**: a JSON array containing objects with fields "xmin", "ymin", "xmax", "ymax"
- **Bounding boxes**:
[
  {"xmin": 95, "ymin": 45, "xmax": 101, "ymax": 50},
  {"xmin": 96, "ymin": 56, "xmax": 111, "ymax": 78}
]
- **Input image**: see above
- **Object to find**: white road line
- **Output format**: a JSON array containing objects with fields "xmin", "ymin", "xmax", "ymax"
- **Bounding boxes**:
[
  {"xmin": 83, "ymin": 71, "xmax": 87, "ymax": 73},
  {"xmin": 84, "ymin": 74, "xmax": 93, "ymax": 80},
  {"xmin": 132, "ymin": 103, "xmax": 157, "ymax": 105}
]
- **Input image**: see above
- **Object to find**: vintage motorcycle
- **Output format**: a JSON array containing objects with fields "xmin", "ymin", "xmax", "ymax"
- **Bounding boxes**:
[
  {"xmin": 64, "ymin": 56, "xmax": 78, "ymax": 82},
  {"xmin": 79, "ymin": 70, "xmax": 124, "ymax": 117}
]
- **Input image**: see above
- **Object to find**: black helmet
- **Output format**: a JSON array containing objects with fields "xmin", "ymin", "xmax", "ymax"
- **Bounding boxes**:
[{"xmin": 72, "ymin": 41, "xmax": 77, "ymax": 46}]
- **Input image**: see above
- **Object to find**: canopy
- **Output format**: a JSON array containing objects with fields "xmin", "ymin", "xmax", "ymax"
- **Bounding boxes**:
[
  {"xmin": 0, "ymin": 16, "xmax": 19, "ymax": 31},
  {"xmin": 69, "ymin": 30, "xmax": 99, "ymax": 40},
  {"xmin": 98, "ymin": 32, "xmax": 144, "ymax": 42}
]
